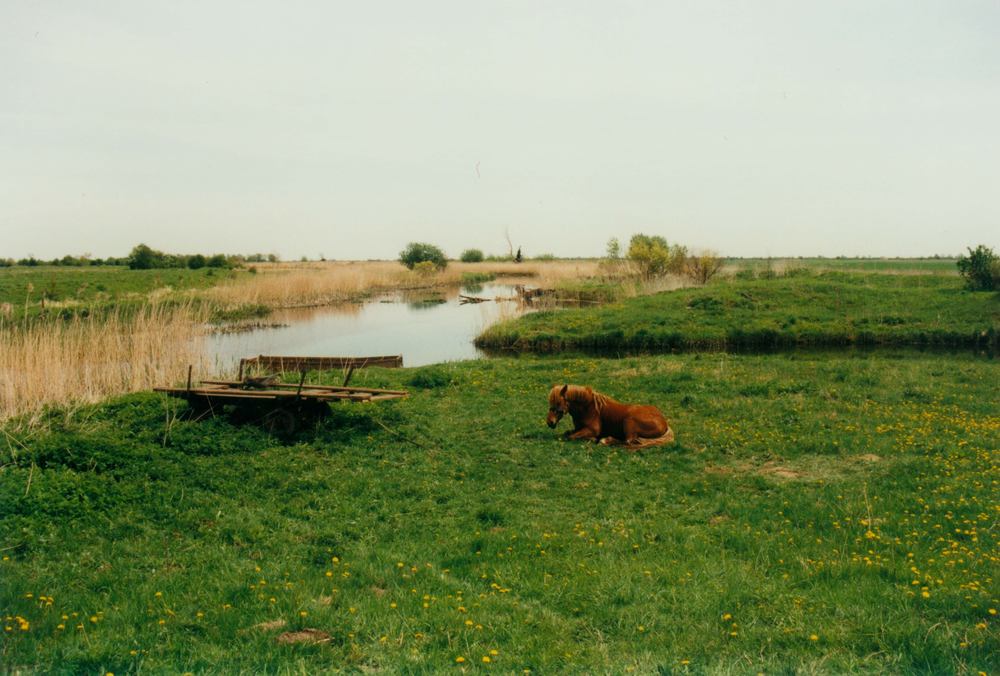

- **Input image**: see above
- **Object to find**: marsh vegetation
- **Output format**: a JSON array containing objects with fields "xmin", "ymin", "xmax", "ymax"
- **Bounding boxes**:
[{"xmin": 1, "ymin": 256, "xmax": 999, "ymax": 674}]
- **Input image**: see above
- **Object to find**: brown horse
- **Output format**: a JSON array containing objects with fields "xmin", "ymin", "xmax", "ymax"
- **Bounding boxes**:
[{"xmin": 546, "ymin": 384, "xmax": 673, "ymax": 446}]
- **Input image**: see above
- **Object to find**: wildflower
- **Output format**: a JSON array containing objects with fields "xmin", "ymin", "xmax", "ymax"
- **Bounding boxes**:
[{"xmin": 456, "ymin": 656, "xmax": 466, "ymax": 663}]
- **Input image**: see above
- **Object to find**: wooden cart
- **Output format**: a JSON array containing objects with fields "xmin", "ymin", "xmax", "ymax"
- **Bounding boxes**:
[{"xmin": 155, "ymin": 355, "xmax": 408, "ymax": 435}]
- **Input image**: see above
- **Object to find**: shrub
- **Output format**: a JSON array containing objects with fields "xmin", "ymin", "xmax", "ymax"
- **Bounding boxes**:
[
  {"xmin": 407, "ymin": 366, "xmax": 456, "ymax": 389},
  {"xmin": 626, "ymin": 234, "xmax": 687, "ymax": 279},
  {"xmin": 206, "ymin": 254, "xmax": 229, "ymax": 269},
  {"xmin": 684, "ymin": 249, "xmax": 724, "ymax": 284},
  {"xmin": 460, "ymin": 248, "xmax": 484, "ymax": 263},
  {"xmin": 956, "ymin": 245, "xmax": 1000, "ymax": 291},
  {"xmin": 399, "ymin": 242, "xmax": 447, "ymax": 271},
  {"xmin": 187, "ymin": 254, "xmax": 206, "ymax": 270},
  {"xmin": 413, "ymin": 261, "xmax": 438, "ymax": 277}
]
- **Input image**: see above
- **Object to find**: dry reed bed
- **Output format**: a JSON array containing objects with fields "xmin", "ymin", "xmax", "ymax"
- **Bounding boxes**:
[
  {"xmin": 0, "ymin": 303, "xmax": 213, "ymax": 425},
  {"xmin": 208, "ymin": 260, "xmax": 606, "ymax": 308}
]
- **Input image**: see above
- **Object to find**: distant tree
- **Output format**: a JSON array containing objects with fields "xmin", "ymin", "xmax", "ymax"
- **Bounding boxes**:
[
  {"xmin": 956, "ymin": 245, "xmax": 1000, "ymax": 291},
  {"xmin": 206, "ymin": 254, "xmax": 229, "ymax": 269},
  {"xmin": 460, "ymin": 248, "xmax": 484, "ymax": 263},
  {"xmin": 128, "ymin": 244, "xmax": 161, "ymax": 270},
  {"xmin": 606, "ymin": 238, "xmax": 622, "ymax": 261},
  {"xmin": 188, "ymin": 254, "xmax": 206, "ymax": 270},
  {"xmin": 399, "ymin": 242, "xmax": 447, "ymax": 271},
  {"xmin": 627, "ymin": 234, "xmax": 687, "ymax": 279},
  {"xmin": 267, "ymin": 253, "xmax": 280, "ymax": 263}
]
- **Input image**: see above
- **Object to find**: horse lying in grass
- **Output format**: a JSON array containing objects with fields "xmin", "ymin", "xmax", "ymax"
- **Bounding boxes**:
[{"xmin": 546, "ymin": 384, "xmax": 674, "ymax": 447}]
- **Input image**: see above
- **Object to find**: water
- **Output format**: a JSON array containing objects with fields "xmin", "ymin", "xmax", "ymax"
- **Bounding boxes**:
[{"xmin": 206, "ymin": 283, "xmax": 519, "ymax": 370}]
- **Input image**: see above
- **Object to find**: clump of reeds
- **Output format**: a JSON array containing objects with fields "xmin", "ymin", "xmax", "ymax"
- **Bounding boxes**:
[
  {"xmin": 205, "ymin": 260, "xmax": 608, "ymax": 309},
  {"xmin": 0, "ymin": 302, "xmax": 213, "ymax": 426}
]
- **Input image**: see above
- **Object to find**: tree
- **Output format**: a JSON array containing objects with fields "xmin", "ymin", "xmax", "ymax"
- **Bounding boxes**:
[
  {"xmin": 188, "ymin": 254, "xmax": 206, "ymax": 270},
  {"xmin": 460, "ymin": 248, "xmax": 484, "ymax": 263},
  {"xmin": 399, "ymin": 242, "xmax": 447, "ymax": 271},
  {"xmin": 128, "ymin": 244, "xmax": 162, "ymax": 270},
  {"xmin": 626, "ymin": 234, "xmax": 687, "ymax": 279},
  {"xmin": 956, "ymin": 245, "xmax": 1000, "ymax": 291}
]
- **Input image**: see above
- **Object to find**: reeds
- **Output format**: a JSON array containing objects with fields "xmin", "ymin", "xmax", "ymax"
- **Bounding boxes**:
[
  {"xmin": 0, "ymin": 302, "xmax": 213, "ymax": 425},
  {"xmin": 206, "ymin": 260, "xmax": 606, "ymax": 308}
]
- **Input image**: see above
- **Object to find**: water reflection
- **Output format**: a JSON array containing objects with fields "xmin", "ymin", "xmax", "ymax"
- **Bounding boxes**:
[{"xmin": 207, "ymin": 283, "xmax": 520, "ymax": 370}]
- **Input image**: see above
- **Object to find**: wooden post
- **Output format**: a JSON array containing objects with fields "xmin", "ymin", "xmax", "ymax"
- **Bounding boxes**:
[
  {"xmin": 187, "ymin": 365, "xmax": 192, "ymax": 393},
  {"xmin": 296, "ymin": 371, "xmax": 306, "ymax": 397}
]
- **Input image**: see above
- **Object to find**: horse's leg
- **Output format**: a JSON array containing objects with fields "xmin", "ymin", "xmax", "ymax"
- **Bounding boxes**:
[
  {"xmin": 624, "ymin": 411, "xmax": 668, "ymax": 443},
  {"xmin": 568, "ymin": 426, "xmax": 599, "ymax": 440},
  {"xmin": 622, "ymin": 417, "xmax": 641, "ymax": 445}
]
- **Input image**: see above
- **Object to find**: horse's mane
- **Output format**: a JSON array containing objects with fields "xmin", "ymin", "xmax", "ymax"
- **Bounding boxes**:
[
  {"xmin": 591, "ymin": 391, "xmax": 613, "ymax": 415},
  {"xmin": 561, "ymin": 385, "xmax": 615, "ymax": 414}
]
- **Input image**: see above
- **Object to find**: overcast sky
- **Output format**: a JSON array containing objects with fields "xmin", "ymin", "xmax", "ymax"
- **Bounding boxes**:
[{"xmin": 3, "ymin": 1, "xmax": 999, "ymax": 262}]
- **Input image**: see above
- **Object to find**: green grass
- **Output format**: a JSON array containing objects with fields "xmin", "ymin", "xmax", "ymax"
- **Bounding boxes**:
[
  {"xmin": 0, "ymin": 266, "xmax": 249, "ymax": 321},
  {"xmin": 477, "ymin": 271, "xmax": 1000, "ymax": 353},
  {"xmin": 731, "ymin": 258, "xmax": 960, "ymax": 274},
  {"xmin": 2, "ymin": 353, "xmax": 999, "ymax": 674}
]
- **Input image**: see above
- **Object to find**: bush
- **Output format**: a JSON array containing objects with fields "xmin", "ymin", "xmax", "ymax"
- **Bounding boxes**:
[
  {"xmin": 627, "ymin": 234, "xmax": 687, "ymax": 279},
  {"xmin": 684, "ymin": 250, "xmax": 725, "ymax": 284},
  {"xmin": 413, "ymin": 261, "xmax": 438, "ymax": 277},
  {"xmin": 956, "ymin": 245, "xmax": 1000, "ymax": 291},
  {"xmin": 460, "ymin": 248, "xmax": 484, "ymax": 263},
  {"xmin": 187, "ymin": 254, "xmax": 206, "ymax": 270},
  {"xmin": 399, "ymin": 242, "xmax": 447, "ymax": 271},
  {"xmin": 206, "ymin": 254, "xmax": 229, "ymax": 269}
]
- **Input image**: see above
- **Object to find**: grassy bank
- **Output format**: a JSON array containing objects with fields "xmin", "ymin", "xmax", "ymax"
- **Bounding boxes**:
[
  {"xmin": 476, "ymin": 271, "xmax": 1000, "ymax": 353},
  {"xmin": 2, "ymin": 353, "xmax": 999, "ymax": 674}
]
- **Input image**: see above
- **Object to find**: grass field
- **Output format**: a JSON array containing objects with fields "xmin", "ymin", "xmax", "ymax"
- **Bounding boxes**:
[
  {"xmin": 2, "ymin": 353, "xmax": 999, "ymax": 674},
  {"xmin": 477, "ymin": 270, "xmax": 1000, "ymax": 353},
  {"xmin": 728, "ymin": 258, "xmax": 959, "ymax": 275}
]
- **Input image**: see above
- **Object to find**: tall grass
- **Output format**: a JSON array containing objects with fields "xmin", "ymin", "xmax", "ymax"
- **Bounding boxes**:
[
  {"xmin": 0, "ymin": 302, "xmax": 213, "ymax": 426},
  {"xmin": 207, "ymin": 260, "xmax": 606, "ymax": 308}
]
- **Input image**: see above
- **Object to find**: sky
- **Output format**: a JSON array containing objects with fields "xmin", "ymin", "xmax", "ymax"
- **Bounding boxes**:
[{"xmin": 3, "ymin": 1, "xmax": 999, "ymax": 262}]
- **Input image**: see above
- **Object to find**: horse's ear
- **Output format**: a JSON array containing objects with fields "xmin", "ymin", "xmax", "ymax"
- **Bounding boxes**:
[{"xmin": 560, "ymin": 385, "xmax": 568, "ymax": 397}]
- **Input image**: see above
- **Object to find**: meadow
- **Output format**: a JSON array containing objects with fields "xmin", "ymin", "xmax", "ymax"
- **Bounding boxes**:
[
  {"xmin": 477, "ymin": 270, "xmax": 1000, "ymax": 353},
  {"xmin": 2, "ymin": 352, "xmax": 999, "ymax": 675}
]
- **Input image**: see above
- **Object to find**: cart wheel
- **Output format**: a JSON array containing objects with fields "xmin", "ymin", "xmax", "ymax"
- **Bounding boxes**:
[
  {"xmin": 263, "ymin": 406, "xmax": 300, "ymax": 436},
  {"xmin": 187, "ymin": 398, "xmax": 215, "ymax": 421}
]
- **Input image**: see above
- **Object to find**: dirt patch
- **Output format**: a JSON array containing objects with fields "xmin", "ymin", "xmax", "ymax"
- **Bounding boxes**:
[
  {"xmin": 859, "ymin": 454, "xmax": 882, "ymax": 462},
  {"xmin": 277, "ymin": 628, "xmax": 330, "ymax": 645},
  {"xmin": 243, "ymin": 618, "xmax": 286, "ymax": 634}
]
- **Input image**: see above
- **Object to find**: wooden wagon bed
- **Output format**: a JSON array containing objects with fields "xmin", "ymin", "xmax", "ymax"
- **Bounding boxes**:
[{"xmin": 155, "ymin": 355, "xmax": 408, "ymax": 434}]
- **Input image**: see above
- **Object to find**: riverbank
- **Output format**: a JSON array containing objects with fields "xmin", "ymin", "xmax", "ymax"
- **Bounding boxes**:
[
  {"xmin": 2, "ymin": 352, "xmax": 998, "ymax": 674},
  {"xmin": 476, "ymin": 270, "xmax": 1000, "ymax": 353}
]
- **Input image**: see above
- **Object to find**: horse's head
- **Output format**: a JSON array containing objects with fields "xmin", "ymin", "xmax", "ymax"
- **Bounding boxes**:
[{"xmin": 547, "ymin": 384, "xmax": 569, "ymax": 428}]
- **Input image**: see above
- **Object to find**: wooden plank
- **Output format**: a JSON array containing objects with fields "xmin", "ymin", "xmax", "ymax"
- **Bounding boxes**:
[
  {"xmin": 243, "ymin": 355, "xmax": 403, "ymax": 373},
  {"xmin": 198, "ymin": 379, "xmax": 409, "ymax": 396}
]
